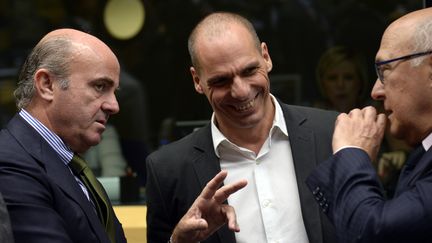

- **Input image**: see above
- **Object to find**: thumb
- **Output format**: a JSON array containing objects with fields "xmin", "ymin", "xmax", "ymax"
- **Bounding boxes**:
[{"xmin": 188, "ymin": 218, "xmax": 208, "ymax": 232}]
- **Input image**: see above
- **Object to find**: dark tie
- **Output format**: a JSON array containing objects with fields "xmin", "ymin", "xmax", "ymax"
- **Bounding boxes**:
[
  {"xmin": 69, "ymin": 154, "xmax": 116, "ymax": 243},
  {"xmin": 395, "ymin": 145, "xmax": 425, "ymax": 196}
]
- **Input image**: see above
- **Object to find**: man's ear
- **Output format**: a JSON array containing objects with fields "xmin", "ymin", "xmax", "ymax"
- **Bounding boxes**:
[
  {"xmin": 261, "ymin": 42, "xmax": 273, "ymax": 72},
  {"xmin": 34, "ymin": 69, "xmax": 55, "ymax": 102},
  {"xmin": 190, "ymin": 67, "xmax": 204, "ymax": 94}
]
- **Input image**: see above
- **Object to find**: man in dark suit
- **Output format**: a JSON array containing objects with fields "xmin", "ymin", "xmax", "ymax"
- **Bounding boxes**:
[
  {"xmin": 0, "ymin": 29, "xmax": 126, "ymax": 242},
  {"xmin": 306, "ymin": 8, "xmax": 432, "ymax": 243},
  {"xmin": 146, "ymin": 12, "xmax": 337, "ymax": 243}
]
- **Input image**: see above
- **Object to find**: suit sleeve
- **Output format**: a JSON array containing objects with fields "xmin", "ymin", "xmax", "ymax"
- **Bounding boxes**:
[{"xmin": 306, "ymin": 147, "xmax": 432, "ymax": 243}]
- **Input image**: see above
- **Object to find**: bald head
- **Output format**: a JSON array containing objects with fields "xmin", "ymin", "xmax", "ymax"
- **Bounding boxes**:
[
  {"xmin": 187, "ymin": 12, "xmax": 261, "ymax": 71},
  {"xmin": 388, "ymin": 7, "xmax": 432, "ymax": 30},
  {"xmin": 40, "ymin": 29, "xmax": 114, "ymax": 54},
  {"xmin": 15, "ymin": 28, "xmax": 118, "ymax": 109},
  {"xmin": 382, "ymin": 8, "xmax": 432, "ymax": 61},
  {"xmin": 372, "ymin": 8, "xmax": 432, "ymax": 145}
]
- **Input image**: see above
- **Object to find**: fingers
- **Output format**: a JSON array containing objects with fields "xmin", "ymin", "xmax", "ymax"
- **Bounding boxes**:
[
  {"xmin": 222, "ymin": 205, "xmax": 241, "ymax": 232},
  {"xmin": 200, "ymin": 171, "xmax": 247, "ymax": 203},
  {"xmin": 200, "ymin": 171, "xmax": 228, "ymax": 200},
  {"xmin": 348, "ymin": 106, "xmax": 380, "ymax": 121},
  {"xmin": 213, "ymin": 179, "xmax": 247, "ymax": 204},
  {"xmin": 348, "ymin": 108, "xmax": 362, "ymax": 118},
  {"xmin": 333, "ymin": 106, "xmax": 386, "ymax": 158},
  {"xmin": 363, "ymin": 106, "xmax": 377, "ymax": 121},
  {"xmin": 175, "ymin": 171, "xmax": 246, "ymax": 242},
  {"xmin": 377, "ymin": 113, "xmax": 386, "ymax": 130}
]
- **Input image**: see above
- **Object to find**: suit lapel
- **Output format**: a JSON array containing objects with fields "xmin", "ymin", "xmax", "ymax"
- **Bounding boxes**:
[
  {"xmin": 191, "ymin": 125, "xmax": 236, "ymax": 243},
  {"xmin": 191, "ymin": 125, "xmax": 221, "ymax": 187},
  {"xmin": 7, "ymin": 115, "xmax": 109, "ymax": 242},
  {"xmin": 404, "ymin": 148, "xmax": 432, "ymax": 189},
  {"xmin": 281, "ymin": 104, "xmax": 324, "ymax": 243}
]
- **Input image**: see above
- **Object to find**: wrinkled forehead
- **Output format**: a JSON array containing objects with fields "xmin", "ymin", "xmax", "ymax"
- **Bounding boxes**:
[
  {"xmin": 376, "ymin": 23, "xmax": 413, "ymax": 61},
  {"xmin": 197, "ymin": 26, "xmax": 260, "ymax": 60}
]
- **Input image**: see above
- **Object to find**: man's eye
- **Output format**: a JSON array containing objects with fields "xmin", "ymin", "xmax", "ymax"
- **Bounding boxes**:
[
  {"xmin": 243, "ymin": 67, "xmax": 257, "ymax": 76},
  {"xmin": 95, "ymin": 83, "xmax": 106, "ymax": 91},
  {"xmin": 209, "ymin": 77, "xmax": 229, "ymax": 87}
]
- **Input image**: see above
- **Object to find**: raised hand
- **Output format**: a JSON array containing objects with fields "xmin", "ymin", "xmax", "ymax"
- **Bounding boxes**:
[
  {"xmin": 332, "ymin": 106, "xmax": 387, "ymax": 161},
  {"xmin": 170, "ymin": 170, "xmax": 247, "ymax": 243}
]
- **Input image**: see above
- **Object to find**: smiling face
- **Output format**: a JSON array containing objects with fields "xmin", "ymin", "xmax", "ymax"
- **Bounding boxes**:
[
  {"xmin": 48, "ymin": 40, "xmax": 120, "ymax": 153},
  {"xmin": 190, "ymin": 22, "xmax": 274, "ymax": 135},
  {"xmin": 371, "ymin": 18, "xmax": 432, "ymax": 146}
]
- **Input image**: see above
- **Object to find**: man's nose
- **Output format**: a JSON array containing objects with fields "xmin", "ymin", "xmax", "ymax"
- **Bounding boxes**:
[
  {"xmin": 371, "ymin": 79, "xmax": 385, "ymax": 101},
  {"xmin": 102, "ymin": 93, "xmax": 120, "ymax": 115},
  {"xmin": 230, "ymin": 77, "xmax": 250, "ymax": 99}
]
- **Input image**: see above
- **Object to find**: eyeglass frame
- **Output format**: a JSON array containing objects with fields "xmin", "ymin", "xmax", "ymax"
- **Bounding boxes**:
[{"xmin": 375, "ymin": 50, "xmax": 432, "ymax": 84}]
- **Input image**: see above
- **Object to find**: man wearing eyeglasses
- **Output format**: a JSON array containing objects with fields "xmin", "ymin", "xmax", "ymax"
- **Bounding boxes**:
[{"xmin": 306, "ymin": 7, "xmax": 432, "ymax": 243}]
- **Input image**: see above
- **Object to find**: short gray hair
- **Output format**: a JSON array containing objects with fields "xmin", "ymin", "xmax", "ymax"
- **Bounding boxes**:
[
  {"xmin": 14, "ymin": 37, "xmax": 72, "ymax": 109},
  {"xmin": 187, "ymin": 12, "xmax": 261, "ymax": 72},
  {"xmin": 410, "ymin": 17, "xmax": 432, "ymax": 67}
]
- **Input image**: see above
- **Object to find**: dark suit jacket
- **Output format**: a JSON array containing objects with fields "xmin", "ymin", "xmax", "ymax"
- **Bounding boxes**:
[
  {"xmin": 0, "ymin": 114, "xmax": 126, "ymax": 243},
  {"xmin": 146, "ymin": 103, "xmax": 337, "ymax": 243},
  {"xmin": 0, "ymin": 191, "xmax": 13, "ymax": 243},
  {"xmin": 306, "ymin": 147, "xmax": 432, "ymax": 243}
]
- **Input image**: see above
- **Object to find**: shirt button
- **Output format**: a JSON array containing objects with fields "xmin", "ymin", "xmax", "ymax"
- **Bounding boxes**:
[{"xmin": 262, "ymin": 199, "xmax": 271, "ymax": 208}]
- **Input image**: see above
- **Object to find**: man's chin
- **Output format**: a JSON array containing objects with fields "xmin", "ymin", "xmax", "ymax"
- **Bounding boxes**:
[
  {"xmin": 231, "ymin": 116, "xmax": 262, "ymax": 129},
  {"xmin": 389, "ymin": 124, "xmax": 411, "ymax": 144},
  {"xmin": 86, "ymin": 134, "xmax": 103, "ymax": 147}
]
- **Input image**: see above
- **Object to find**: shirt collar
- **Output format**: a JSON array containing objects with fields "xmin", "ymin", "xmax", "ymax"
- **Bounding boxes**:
[
  {"xmin": 19, "ymin": 109, "xmax": 74, "ymax": 164},
  {"xmin": 211, "ymin": 94, "xmax": 288, "ymax": 157},
  {"xmin": 422, "ymin": 132, "xmax": 432, "ymax": 151}
]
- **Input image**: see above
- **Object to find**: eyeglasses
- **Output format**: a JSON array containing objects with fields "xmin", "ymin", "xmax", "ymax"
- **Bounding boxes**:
[{"xmin": 375, "ymin": 50, "xmax": 432, "ymax": 84}]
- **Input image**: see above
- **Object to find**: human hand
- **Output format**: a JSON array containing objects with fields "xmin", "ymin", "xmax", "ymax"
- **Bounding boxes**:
[
  {"xmin": 332, "ymin": 106, "xmax": 386, "ymax": 161},
  {"xmin": 170, "ymin": 170, "xmax": 247, "ymax": 243}
]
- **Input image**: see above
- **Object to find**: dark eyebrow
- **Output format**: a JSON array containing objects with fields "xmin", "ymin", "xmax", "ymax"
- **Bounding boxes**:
[
  {"xmin": 207, "ymin": 74, "xmax": 230, "ymax": 86},
  {"xmin": 94, "ymin": 77, "xmax": 116, "ymax": 86},
  {"xmin": 244, "ymin": 61, "xmax": 260, "ymax": 69}
]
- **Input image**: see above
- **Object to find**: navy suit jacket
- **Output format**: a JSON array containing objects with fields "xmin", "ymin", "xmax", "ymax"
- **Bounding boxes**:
[
  {"xmin": 146, "ymin": 103, "xmax": 337, "ymax": 243},
  {"xmin": 306, "ymin": 147, "xmax": 432, "ymax": 243},
  {"xmin": 0, "ymin": 114, "xmax": 126, "ymax": 243}
]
